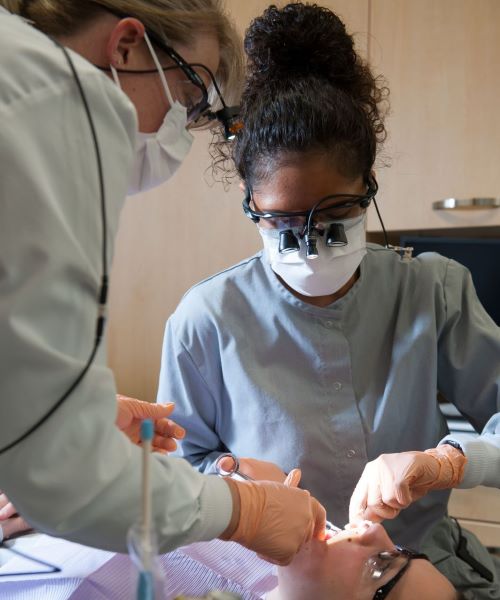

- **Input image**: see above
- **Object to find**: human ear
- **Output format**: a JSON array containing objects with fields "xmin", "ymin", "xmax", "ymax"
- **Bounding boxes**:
[{"xmin": 106, "ymin": 18, "xmax": 145, "ymax": 68}]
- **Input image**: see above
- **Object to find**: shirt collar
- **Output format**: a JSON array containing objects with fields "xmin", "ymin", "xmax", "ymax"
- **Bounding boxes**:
[{"xmin": 258, "ymin": 249, "xmax": 368, "ymax": 319}]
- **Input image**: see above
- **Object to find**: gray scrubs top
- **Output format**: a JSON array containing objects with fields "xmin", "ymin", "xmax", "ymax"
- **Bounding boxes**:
[{"xmin": 158, "ymin": 244, "xmax": 500, "ymax": 548}]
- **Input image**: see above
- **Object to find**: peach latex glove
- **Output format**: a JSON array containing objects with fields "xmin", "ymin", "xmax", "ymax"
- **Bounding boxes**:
[
  {"xmin": 349, "ymin": 445, "xmax": 467, "ymax": 523},
  {"xmin": 0, "ymin": 491, "xmax": 31, "ymax": 541},
  {"xmin": 221, "ymin": 468, "xmax": 326, "ymax": 566},
  {"xmin": 115, "ymin": 395, "xmax": 185, "ymax": 454},
  {"xmin": 217, "ymin": 455, "xmax": 288, "ymax": 483}
]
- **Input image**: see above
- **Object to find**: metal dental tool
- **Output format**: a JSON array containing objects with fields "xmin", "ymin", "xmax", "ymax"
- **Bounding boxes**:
[{"xmin": 215, "ymin": 453, "xmax": 342, "ymax": 534}]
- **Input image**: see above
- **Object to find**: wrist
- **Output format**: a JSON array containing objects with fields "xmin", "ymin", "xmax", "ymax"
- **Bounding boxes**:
[
  {"xmin": 219, "ymin": 477, "xmax": 241, "ymax": 540},
  {"xmin": 424, "ymin": 444, "xmax": 467, "ymax": 488},
  {"xmin": 440, "ymin": 439, "xmax": 464, "ymax": 455}
]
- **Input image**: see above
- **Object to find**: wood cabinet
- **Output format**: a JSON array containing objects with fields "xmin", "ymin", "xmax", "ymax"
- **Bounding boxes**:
[
  {"xmin": 449, "ymin": 487, "xmax": 500, "ymax": 548},
  {"xmin": 367, "ymin": 0, "xmax": 500, "ymax": 233}
]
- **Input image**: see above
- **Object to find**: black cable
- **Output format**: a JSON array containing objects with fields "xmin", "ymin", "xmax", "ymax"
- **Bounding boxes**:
[
  {"xmin": 372, "ymin": 197, "xmax": 390, "ymax": 248},
  {"xmin": 0, "ymin": 41, "xmax": 107, "ymax": 455}
]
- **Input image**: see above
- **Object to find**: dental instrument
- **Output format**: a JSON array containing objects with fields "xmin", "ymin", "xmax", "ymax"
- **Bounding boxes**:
[
  {"xmin": 215, "ymin": 453, "xmax": 342, "ymax": 534},
  {"xmin": 138, "ymin": 419, "xmax": 154, "ymax": 600}
]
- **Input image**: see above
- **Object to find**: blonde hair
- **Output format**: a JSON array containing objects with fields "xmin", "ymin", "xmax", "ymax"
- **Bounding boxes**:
[{"xmin": 1, "ymin": 0, "xmax": 243, "ymax": 106}]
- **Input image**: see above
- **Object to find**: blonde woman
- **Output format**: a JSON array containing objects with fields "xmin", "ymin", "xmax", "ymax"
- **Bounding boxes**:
[{"xmin": 0, "ymin": 1, "xmax": 326, "ymax": 562}]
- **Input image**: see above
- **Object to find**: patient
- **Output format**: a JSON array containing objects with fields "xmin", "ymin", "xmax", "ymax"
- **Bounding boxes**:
[{"xmin": 266, "ymin": 522, "xmax": 459, "ymax": 600}]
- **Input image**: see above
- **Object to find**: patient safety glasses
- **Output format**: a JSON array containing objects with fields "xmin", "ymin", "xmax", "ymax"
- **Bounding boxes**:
[
  {"xmin": 243, "ymin": 177, "xmax": 378, "ymax": 258},
  {"xmin": 365, "ymin": 546, "xmax": 428, "ymax": 600}
]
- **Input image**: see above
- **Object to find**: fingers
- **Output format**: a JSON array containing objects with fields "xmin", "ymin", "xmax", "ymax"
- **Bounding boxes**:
[
  {"xmin": 0, "ymin": 498, "xmax": 16, "ymax": 520},
  {"xmin": 217, "ymin": 455, "xmax": 237, "ymax": 474},
  {"xmin": 150, "ymin": 417, "xmax": 185, "ymax": 453},
  {"xmin": 154, "ymin": 418, "xmax": 185, "ymax": 440},
  {"xmin": 350, "ymin": 456, "xmax": 416, "ymax": 524},
  {"xmin": 152, "ymin": 434, "xmax": 177, "ymax": 453},
  {"xmin": 363, "ymin": 502, "xmax": 401, "ymax": 522},
  {"xmin": 0, "ymin": 492, "xmax": 10, "ymax": 511},
  {"xmin": 311, "ymin": 497, "xmax": 327, "ymax": 540},
  {"xmin": 283, "ymin": 469, "xmax": 326, "ymax": 541},
  {"xmin": 116, "ymin": 395, "xmax": 176, "ymax": 420},
  {"xmin": 284, "ymin": 468, "xmax": 302, "ymax": 488},
  {"xmin": 127, "ymin": 400, "xmax": 176, "ymax": 420},
  {"xmin": 349, "ymin": 474, "xmax": 369, "ymax": 523},
  {"xmin": 238, "ymin": 458, "xmax": 288, "ymax": 483},
  {"xmin": 1, "ymin": 516, "xmax": 32, "ymax": 539},
  {"xmin": 350, "ymin": 479, "xmax": 404, "ymax": 523}
]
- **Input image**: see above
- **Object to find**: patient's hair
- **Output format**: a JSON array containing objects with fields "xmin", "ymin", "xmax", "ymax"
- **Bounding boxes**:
[{"xmin": 216, "ymin": 2, "xmax": 389, "ymax": 186}]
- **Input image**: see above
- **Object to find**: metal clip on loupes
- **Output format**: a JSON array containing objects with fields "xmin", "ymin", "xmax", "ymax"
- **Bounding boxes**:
[{"xmin": 214, "ymin": 453, "xmax": 342, "ymax": 534}]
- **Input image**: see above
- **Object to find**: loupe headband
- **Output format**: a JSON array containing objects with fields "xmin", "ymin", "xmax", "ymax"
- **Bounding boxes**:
[{"xmin": 243, "ymin": 176, "xmax": 378, "ymax": 224}]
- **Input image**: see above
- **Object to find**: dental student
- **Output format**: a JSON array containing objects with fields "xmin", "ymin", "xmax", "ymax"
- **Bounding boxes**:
[
  {"xmin": 0, "ymin": 0, "xmax": 326, "ymax": 561},
  {"xmin": 157, "ymin": 3, "xmax": 500, "ymax": 595}
]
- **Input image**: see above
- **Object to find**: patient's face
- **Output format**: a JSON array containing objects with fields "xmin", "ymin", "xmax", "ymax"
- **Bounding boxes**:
[{"xmin": 276, "ymin": 523, "xmax": 401, "ymax": 600}]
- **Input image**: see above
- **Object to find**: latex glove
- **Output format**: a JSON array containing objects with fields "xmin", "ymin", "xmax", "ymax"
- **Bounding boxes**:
[
  {"xmin": 349, "ymin": 445, "xmax": 467, "ymax": 523},
  {"xmin": 115, "ymin": 395, "xmax": 185, "ymax": 454},
  {"xmin": 220, "ymin": 468, "xmax": 326, "ymax": 565},
  {"xmin": 217, "ymin": 455, "xmax": 287, "ymax": 483},
  {"xmin": 0, "ymin": 492, "xmax": 31, "ymax": 541}
]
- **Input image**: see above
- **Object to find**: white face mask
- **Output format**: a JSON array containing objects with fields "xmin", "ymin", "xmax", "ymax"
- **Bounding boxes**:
[
  {"xmin": 260, "ymin": 214, "xmax": 367, "ymax": 297},
  {"xmin": 111, "ymin": 32, "xmax": 194, "ymax": 195}
]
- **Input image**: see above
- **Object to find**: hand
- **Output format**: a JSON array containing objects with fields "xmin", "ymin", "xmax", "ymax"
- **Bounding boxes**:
[
  {"xmin": 115, "ymin": 395, "xmax": 185, "ymax": 454},
  {"xmin": 217, "ymin": 455, "xmax": 287, "ymax": 483},
  {"xmin": 349, "ymin": 446, "xmax": 467, "ymax": 523},
  {"xmin": 0, "ymin": 492, "xmax": 31, "ymax": 541},
  {"xmin": 221, "ymin": 468, "xmax": 326, "ymax": 566}
]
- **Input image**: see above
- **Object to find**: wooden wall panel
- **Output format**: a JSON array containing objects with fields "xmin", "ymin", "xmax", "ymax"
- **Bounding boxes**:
[{"xmin": 368, "ymin": 0, "xmax": 500, "ymax": 232}]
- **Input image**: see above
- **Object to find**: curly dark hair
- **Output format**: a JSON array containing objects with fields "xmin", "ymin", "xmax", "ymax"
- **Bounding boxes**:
[{"xmin": 213, "ymin": 2, "xmax": 389, "ymax": 187}]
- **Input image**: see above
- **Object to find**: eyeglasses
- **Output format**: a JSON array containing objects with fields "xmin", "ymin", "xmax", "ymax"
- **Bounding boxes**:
[
  {"xmin": 95, "ymin": 8, "xmax": 242, "ymax": 140},
  {"xmin": 243, "ymin": 177, "xmax": 378, "ymax": 257},
  {"xmin": 367, "ymin": 546, "xmax": 428, "ymax": 600}
]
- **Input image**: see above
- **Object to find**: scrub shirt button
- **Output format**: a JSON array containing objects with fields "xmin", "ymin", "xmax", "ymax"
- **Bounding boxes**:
[
  {"xmin": 347, "ymin": 449, "xmax": 356, "ymax": 458},
  {"xmin": 333, "ymin": 381, "xmax": 342, "ymax": 391}
]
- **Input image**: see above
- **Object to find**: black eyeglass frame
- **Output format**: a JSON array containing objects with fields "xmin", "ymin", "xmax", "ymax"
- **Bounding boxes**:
[
  {"xmin": 95, "ymin": 7, "xmax": 241, "ymax": 139},
  {"xmin": 243, "ymin": 176, "xmax": 379, "ymax": 230},
  {"xmin": 372, "ymin": 545, "xmax": 428, "ymax": 600}
]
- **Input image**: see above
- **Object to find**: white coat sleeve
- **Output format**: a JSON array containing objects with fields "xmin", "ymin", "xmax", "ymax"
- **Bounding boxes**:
[
  {"xmin": 0, "ymin": 27, "xmax": 232, "ymax": 552},
  {"xmin": 437, "ymin": 260, "xmax": 500, "ymax": 489}
]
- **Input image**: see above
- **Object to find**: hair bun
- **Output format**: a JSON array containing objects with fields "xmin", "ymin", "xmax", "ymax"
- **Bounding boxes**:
[{"xmin": 245, "ymin": 3, "xmax": 357, "ymax": 87}]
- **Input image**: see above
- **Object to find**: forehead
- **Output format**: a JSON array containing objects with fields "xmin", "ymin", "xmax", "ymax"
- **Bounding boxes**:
[{"xmin": 252, "ymin": 156, "xmax": 364, "ymax": 212}]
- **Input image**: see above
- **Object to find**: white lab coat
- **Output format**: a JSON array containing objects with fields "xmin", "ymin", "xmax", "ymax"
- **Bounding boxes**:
[{"xmin": 0, "ymin": 8, "xmax": 232, "ymax": 552}]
